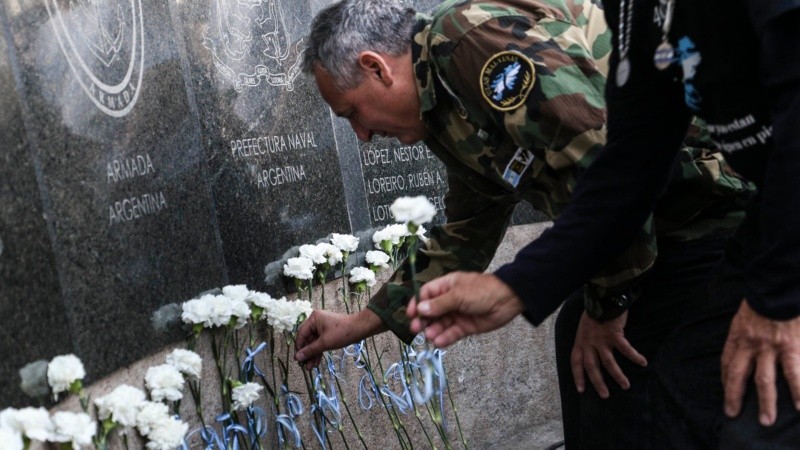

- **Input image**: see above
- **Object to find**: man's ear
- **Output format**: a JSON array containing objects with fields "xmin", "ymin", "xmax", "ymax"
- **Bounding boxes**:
[{"xmin": 357, "ymin": 51, "xmax": 393, "ymax": 86}]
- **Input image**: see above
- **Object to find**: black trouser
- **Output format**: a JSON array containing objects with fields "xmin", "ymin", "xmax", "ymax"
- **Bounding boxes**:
[
  {"xmin": 556, "ymin": 231, "xmax": 800, "ymax": 449},
  {"xmin": 556, "ymin": 233, "xmax": 728, "ymax": 449}
]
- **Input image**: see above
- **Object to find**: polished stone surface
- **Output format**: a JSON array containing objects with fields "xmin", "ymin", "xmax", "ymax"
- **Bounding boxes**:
[
  {"xmin": 171, "ymin": 0, "xmax": 351, "ymax": 289},
  {"xmin": 1, "ymin": 0, "xmax": 227, "ymax": 390},
  {"xmin": 0, "ymin": 14, "xmax": 74, "ymax": 407},
  {"xmin": 0, "ymin": 0, "xmax": 545, "ymax": 407}
]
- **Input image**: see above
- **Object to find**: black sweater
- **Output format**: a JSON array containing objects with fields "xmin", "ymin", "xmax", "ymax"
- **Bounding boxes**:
[{"xmin": 495, "ymin": 0, "xmax": 800, "ymax": 323}]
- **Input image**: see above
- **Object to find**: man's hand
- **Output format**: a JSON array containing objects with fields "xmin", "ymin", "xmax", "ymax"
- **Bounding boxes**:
[
  {"xmin": 406, "ymin": 272, "xmax": 524, "ymax": 347},
  {"xmin": 721, "ymin": 300, "xmax": 800, "ymax": 426},
  {"xmin": 571, "ymin": 311, "xmax": 647, "ymax": 399},
  {"xmin": 294, "ymin": 308, "xmax": 385, "ymax": 370}
]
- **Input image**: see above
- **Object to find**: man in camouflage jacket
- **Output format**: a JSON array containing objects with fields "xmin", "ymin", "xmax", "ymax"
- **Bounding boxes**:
[{"xmin": 296, "ymin": 0, "xmax": 752, "ymax": 446}]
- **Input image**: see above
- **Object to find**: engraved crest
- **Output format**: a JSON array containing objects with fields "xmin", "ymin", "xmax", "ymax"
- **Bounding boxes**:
[
  {"xmin": 203, "ymin": 0, "xmax": 303, "ymax": 92},
  {"xmin": 45, "ymin": 0, "xmax": 145, "ymax": 117}
]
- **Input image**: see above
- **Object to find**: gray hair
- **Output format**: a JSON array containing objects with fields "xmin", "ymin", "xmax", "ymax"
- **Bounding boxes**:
[{"xmin": 303, "ymin": 0, "xmax": 416, "ymax": 89}]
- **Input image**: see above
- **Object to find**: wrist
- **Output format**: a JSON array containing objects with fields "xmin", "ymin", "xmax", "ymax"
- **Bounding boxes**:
[
  {"xmin": 584, "ymin": 285, "xmax": 640, "ymax": 323},
  {"xmin": 353, "ymin": 308, "xmax": 387, "ymax": 339}
]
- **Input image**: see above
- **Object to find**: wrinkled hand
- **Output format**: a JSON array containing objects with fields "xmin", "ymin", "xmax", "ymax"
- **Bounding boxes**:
[
  {"xmin": 406, "ymin": 272, "xmax": 524, "ymax": 347},
  {"xmin": 294, "ymin": 309, "xmax": 384, "ymax": 370},
  {"xmin": 571, "ymin": 311, "xmax": 647, "ymax": 399},
  {"xmin": 721, "ymin": 300, "xmax": 800, "ymax": 426}
]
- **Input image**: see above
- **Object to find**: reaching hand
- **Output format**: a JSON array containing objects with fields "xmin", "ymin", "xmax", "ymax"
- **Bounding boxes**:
[
  {"xmin": 406, "ymin": 272, "xmax": 524, "ymax": 347},
  {"xmin": 294, "ymin": 309, "xmax": 384, "ymax": 370},
  {"xmin": 721, "ymin": 300, "xmax": 800, "ymax": 426},
  {"xmin": 570, "ymin": 311, "xmax": 647, "ymax": 399}
]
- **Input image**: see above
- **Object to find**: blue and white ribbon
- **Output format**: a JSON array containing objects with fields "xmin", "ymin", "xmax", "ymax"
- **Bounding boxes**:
[
  {"xmin": 241, "ymin": 342, "xmax": 268, "ymax": 381},
  {"xmin": 184, "ymin": 425, "xmax": 224, "ymax": 450},
  {"xmin": 276, "ymin": 413, "xmax": 302, "ymax": 448},
  {"xmin": 381, "ymin": 362, "xmax": 413, "ymax": 414}
]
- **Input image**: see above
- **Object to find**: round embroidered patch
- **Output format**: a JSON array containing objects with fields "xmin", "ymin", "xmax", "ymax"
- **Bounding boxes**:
[{"xmin": 480, "ymin": 51, "xmax": 535, "ymax": 111}]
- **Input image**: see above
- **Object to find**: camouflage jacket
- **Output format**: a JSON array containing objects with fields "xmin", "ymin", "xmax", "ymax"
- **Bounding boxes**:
[{"xmin": 367, "ymin": 0, "xmax": 753, "ymax": 342}]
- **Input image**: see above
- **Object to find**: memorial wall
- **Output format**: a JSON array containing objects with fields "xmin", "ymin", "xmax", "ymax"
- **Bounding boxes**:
[{"xmin": 0, "ymin": 0, "xmax": 544, "ymax": 407}]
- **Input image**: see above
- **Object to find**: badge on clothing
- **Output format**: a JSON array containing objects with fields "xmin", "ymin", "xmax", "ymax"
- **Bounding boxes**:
[
  {"xmin": 502, "ymin": 147, "xmax": 534, "ymax": 188},
  {"xmin": 481, "ymin": 51, "xmax": 535, "ymax": 111}
]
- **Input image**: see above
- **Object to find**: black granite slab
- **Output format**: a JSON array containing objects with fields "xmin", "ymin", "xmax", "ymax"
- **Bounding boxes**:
[
  {"xmin": 170, "ymin": 0, "xmax": 351, "ymax": 289},
  {"xmin": 0, "ymin": 11, "xmax": 74, "ymax": 407},
  {"xmin": 2, "ymin": 0, "xmax": 227, "ymax": 383}
]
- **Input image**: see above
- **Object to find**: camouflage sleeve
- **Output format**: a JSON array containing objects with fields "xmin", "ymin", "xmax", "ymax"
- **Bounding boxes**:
[
  {"xmin": 432, "ymin": 7, "xmax": 658, "ymax": 320},
  {"xmin": 367, "ymin": 168, "xmax": 516, "ymax": 343}
]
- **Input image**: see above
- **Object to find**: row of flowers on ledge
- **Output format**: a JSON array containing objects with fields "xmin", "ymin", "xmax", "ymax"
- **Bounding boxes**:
[{"xmin": 4, "ymin": 196, "xmax": 464, "ymax": 450}]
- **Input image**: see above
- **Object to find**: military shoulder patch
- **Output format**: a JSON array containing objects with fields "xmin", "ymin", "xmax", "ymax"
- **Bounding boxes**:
[{"xmin": 480, "ymin": 51, "xmax": 535, "ymax": 111}]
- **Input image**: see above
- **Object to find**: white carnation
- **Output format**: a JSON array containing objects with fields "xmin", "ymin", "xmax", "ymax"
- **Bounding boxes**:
[
  {"xmin": 222, "ymin": 284, "xmax": 249, "ymax": 302},
  {"xmin": 230, "ymin": 298, "xmax": 251, "ymax": 329},
  {"xmin": 299, "ymin": 244, "xmax": 327, "ymax": 265},
  {"xmin": 47, "ymin": 354, "xmax": 85, "ymax": 399},
  {"xmin": 390, "ymin": 196, "xmax": 436, "ymax": 225},
  {"xmin": 231, "ymin": 382, "xmax": 262, "ymax": 411},
  {"xmin": 166, "ymin": 349, "xmax": 202, "ymax": 379},
  {"xmin": 208, "ymin": 294, "xmax": 233, "ymax": 327},
  {"xmin": 330, "ymin": 233, "xmax": 359, "ymax": 252},
  {"xmin": 181, "ymin": 296, "xmax": 213, "ymax": 326},
  {"xmin": 264, "ymin": 297, "xmax": 313, "ymax": 333},
  {"xmin": 51, "ymin": 411, "xmax": 96, "ymax": 449},
  {"xmin": 349, "ymin": 267, "xmax": 377, "ymax": 287},
  {"xmin": 365, "ymin": 251, "xmax": 391, "ymax": 268},
  {"xmin": 94, "ymin": 384, "xmax": 146, "ymax": 427},
  {"xmin": 145, "ymin": 417, "xmax": 188, "ymax": 450},
  {"xmin": 283, "ymin": 257, "xmax": 314, "ymax": 280},
  {"xmin": 246, "ymin": 291, "xmax": 274, "ymax": 309},
  {"xmin": 387, "ymin": 224, "xmax": 411, "ymax": 240},
  {"xmin": 136, "ymin": 401, "xmax": 170, "ymax": 437},
  {"xmin": 415, "ymin": 225, "xmax": 429, "ymax": 242},
  {"xmin": 0, "ymin": 407, "xmax": 54, "ymax": 441},
  {"xmin": 316, "ymin": 242, "xmax": 342, "ymax": 266},
  {"xmin": 0, "ymin": 428, "xmax": 22, "ymax": 450},
  {"xmin": 373, "ymin": 224, "xmax": 409, "ymax": 250},
  {"xmin": 145, "ymin": 364, "xmax": 185, "ymax": 402}
]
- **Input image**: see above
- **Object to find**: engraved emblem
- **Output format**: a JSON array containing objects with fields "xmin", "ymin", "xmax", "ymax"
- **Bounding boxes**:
[
  {"xmin": 480, "ymin": 51, "xmax": 535, "ymax": 111},
  {"xmin": 45, "ymin": 0, "xmax": 145, "ymax": 118},
  {"xmin": 203, "ymin": 0, "xmax": 304, "ymax": 92}
]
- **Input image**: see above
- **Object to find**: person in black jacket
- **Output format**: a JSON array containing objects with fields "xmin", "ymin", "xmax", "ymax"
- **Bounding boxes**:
[{"xmin": 409, "ymin": 1, "xmax": 800, "ymax": 447}]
